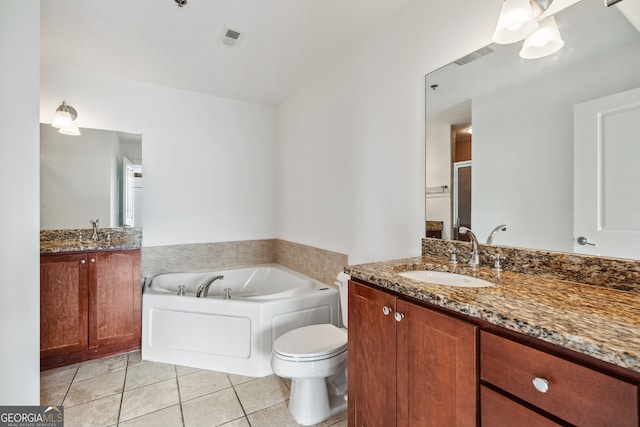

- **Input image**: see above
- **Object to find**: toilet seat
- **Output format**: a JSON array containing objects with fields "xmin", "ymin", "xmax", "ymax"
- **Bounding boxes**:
[{"xmin": 273, "ymin": 324, "xmax": 347, "ymax": 361}]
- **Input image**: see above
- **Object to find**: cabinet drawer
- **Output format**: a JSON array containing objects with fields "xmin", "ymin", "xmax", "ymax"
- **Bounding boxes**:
[
  {"xmin": 481, "ymin": 386, "xmax": 560, "ymax": 427},
  {"xmin": 481, "ymin": 331, "xmax": 638, "ymax": 427}
]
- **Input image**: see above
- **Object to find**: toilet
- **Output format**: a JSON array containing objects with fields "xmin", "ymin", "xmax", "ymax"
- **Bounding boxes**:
[{"xmin": 271, "ymin": 272, "xmax": 350, "ymax": 426}]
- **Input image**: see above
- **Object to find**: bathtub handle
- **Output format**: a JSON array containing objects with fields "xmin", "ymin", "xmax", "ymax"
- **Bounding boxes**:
[
  {"xmin": 177, "ymin": 285, "xmax": 186, "ymax": 296},
  {"xmin": 382, "ymin": 306, "xmax": 393, "ymax": 316}
]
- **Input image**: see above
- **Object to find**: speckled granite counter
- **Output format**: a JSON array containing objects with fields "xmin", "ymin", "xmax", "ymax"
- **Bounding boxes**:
[
  {"xmin": 345, "ymin": 255, "xmax": 640, "ymax": 373},
  {"xmin": 41, "ymin": 227, "xmax": 142, "ymax": 254}
]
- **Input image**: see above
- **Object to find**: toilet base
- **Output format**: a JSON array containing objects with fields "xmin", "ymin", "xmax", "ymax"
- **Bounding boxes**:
[{"xmin": 288, "ymin": 376, "xmax": 348, "ymax": 426}]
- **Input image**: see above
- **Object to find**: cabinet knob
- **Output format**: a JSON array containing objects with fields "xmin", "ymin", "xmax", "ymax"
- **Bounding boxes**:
[
  {"xmin": 382, "ymin": 306, "xmax": 393, "ymax": 315},
  {"xmin": 394, "ymin": 312, "xmax": 404, "ymax": 322},
  {"xmin": 90, "ymin": 258, "xmax": 96, "ymax": 263},
  {"xmin": 532, "ymin": 377, "xmax": 549, "ymax": 393},
  {"xmin": 80, "ymin": 259, "xmax": 86, "ymax": 265}
]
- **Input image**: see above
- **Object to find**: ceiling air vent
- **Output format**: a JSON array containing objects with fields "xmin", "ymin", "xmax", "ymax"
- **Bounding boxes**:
[
  {"xmin": 454, "ymin": 45, "xmax": 494, "ymax": 66},
  {"xmin": 219, "ymin": 27, "xmax": 243, "ymax": 48}
]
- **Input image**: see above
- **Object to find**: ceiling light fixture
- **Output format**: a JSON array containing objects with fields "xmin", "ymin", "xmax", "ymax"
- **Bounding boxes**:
[
  {"xmin": 175, "ymin": 0, "xmax": 187, "ymax": 8},
  {"xmin": 492, "ymin": 0, "xmax": 565, "ymax": 59},
  {"xmin": 51, "ymin": 101, "xmax": 81, "ymax": 136}
]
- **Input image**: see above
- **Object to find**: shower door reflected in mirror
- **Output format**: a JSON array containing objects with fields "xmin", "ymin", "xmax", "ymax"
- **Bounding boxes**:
[{"xmin": 453, "ymin": 161, "xmax": 471, "ymax": 242}]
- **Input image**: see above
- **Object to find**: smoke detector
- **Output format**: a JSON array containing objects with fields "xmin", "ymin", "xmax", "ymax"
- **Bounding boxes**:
[{"xmin": 219, "ymin": 27, "xmax": 244, "ymax": 48}]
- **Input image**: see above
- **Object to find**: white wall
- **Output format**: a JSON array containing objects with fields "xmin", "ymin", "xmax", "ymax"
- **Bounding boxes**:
[
  {"xmin": 41, "ymin": 64, "xmax": 277, "ymax": 247},
  {"xmin": 0, "ymin": 1, "xmax": 41, "ymax": 404},
  {"xmin": 276, "ymin": 0, "xmax": 499, "ymax": 264}
]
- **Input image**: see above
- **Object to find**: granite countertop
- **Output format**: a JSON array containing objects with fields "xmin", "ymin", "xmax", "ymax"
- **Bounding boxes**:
[
  {"xmin": 345, "ymin": 256, "xmax": 640, "ymax": 373},
  {"xmin": 40, "ymin": 228, "xmax": 142, "ymax": 254}
]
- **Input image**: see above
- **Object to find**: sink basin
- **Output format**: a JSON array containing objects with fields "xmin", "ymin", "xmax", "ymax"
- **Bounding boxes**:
[{"xmin": 398, "ymin": 270, "xmax": 494, "ymax": 288}]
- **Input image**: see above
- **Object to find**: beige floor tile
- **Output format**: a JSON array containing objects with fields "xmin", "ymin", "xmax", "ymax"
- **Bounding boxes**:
[
  {"xmin": 227, "ymin": 373, "xmax": 255, "ymax": 386},
  {"xmin": 118, "ymin": 404, "xmax": 183, "ymax": 427},
  {"xmin": 125, "ymin": 361, "xmax": 176, "ymax": 390},
  {"xmin": 119, "ymin": 378, "xmax": 180, "ymax": 422},
  {"xmin": 317, "ymin": 411, "xmax": 348, "ymax": 427},
  {"xmin": 178, "ymin": 370, "xmax": 232, "ymax": 402},
  {"xmin": 63, "ymin": 393, "xmax": 121, "ymax": 427},
  {"xmin": 246, "ymin": 402, "xmax": 300, "ymax": 427},
  {"xmin": 63, "ymin": 370, "xmax": 125, "ymax": 407},
  {"xmin": 126, "ymin": 351, "xmax": 149, "ymax": 368},
  {"xmin": 218, "ymin": 417, "xmax": 251, "ymax": 427},
  {"xmin": 176, "ymin": 364, "xmax": 201, "ymax": 376},
  {"xmin": 74, "ymin": 353, "xmax": 128, "ymax": 381},
  {"xmin": 234, "ymin": 375, "xmax": 289, "ymax": 414},
  {"xmin": 40, "ymin": 383, "xmax": 69, "ymax": 406},
  {"xmin": 40, "ymin": 364, "xmax": 78, "ymax": 389},
  {"xmin": 182, "ymin": 388, "xmax": 244, "ymax": 427}
]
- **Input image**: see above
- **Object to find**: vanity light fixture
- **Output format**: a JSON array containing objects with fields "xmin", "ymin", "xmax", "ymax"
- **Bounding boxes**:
[
  {"xmin": 492, "ymin": 0, "xmax": 565, "ymax": 59},
  {"xmin": 51, "ymin": 101, "xmax": 81, "ymax": 136}
]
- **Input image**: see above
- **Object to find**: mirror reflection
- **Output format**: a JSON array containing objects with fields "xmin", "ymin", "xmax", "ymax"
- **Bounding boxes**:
[
  {"xmin": 40, "ymin": 125, "xmax": 143, "ymax": 229},
  {"xmin": 425, "ymin": 0, "xmax": 640, "ymax": 259}
]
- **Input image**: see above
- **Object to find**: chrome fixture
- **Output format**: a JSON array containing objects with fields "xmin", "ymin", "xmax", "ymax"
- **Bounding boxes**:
[
  {"xmin": 486, "ymin": 224, "xmax": 507, "ymax": 245},
  {"xmin": 196, "ymin": 275, "xmax": 224, "ymax": 298},
  {"xmin": 51, "ymin": 101, "xmax": 81, "ymax": 136},
  {"xmin": 492, "ymin": 0, "xmax": 565, "ymax": 59},
  {"xmin": 177, "ymin": 285, "xmax": 186, "ymax": 296},
  {"xmin": 224, "ymin": 288, "xmax": 232, "ymax": 300},
  {"xmin": 90, "ymin": 218, "xmax": 100, "ymax": 241},
  {"xmin": 492, "ymin": 254, "xmax": 506, "ymax": 272},
  {"xmin": 577, "ymin": 236, "xmax": 597, "ymax": 246},
  {"xmin": 175, "ymin": 0, "xmax": 187, "ymax": 7},
  {"xmin": 448, "ymin": 249, "xmax": 459, "ymax": 266},
  {"xmin": 459, "ymin": 226, "xmax": 480, "ymax": 268}
]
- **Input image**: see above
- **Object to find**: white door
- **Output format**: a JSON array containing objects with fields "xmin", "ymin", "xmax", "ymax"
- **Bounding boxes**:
[{"xmin": 573, "ymin": 87, "xmax": 640, "ymax": 259}]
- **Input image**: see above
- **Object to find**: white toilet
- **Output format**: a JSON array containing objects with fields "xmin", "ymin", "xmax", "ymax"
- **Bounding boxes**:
[{"xmin": 271, "ymin": 272, "xmax": 350, "ymax": 426}]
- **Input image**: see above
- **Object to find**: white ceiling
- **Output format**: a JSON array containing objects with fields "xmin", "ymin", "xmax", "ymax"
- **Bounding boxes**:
[{"xmin": 41, "ymin": 0, "xmax": 412, "ymax": 106}]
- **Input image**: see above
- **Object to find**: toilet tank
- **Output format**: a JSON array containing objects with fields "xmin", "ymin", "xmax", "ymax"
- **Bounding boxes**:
[{"xmin": 336, "ymin": 272, "xmax": 350, "ymax": 328}]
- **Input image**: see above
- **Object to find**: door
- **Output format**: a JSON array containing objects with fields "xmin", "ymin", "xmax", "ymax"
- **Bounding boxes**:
[
  {"xmin": 88, "ymin": 250, "xmax": 141, "ymax": 348},
  {"xmin": 574, "ymin": 87, "xmax": 640, "ymax": 258},
  {"xmin": 348, "ymin": 281, "xmax": 397, "ymax": 427},
  {"xmin": 396, "ymin": 300, "xmax": 477, "ymax": 427},
  {"xmin": 40, "ymin": 254, "xmax": 89, "ymax": 358},
  {"xmin": 453, "ymin": 161, "xmax": 472, "ymax": 241}
]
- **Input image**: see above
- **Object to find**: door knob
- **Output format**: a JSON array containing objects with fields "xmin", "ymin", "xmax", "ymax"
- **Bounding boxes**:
[
  {"xmin": 394, "ymin": 312, "xmax": 404, "ymax": 322},
  {"xmin": 577, "ymin": 236, "xmax": 597, "ymax": 246},
  {"xmin": 382, "ymin": 306, "xmax": 392, "ymax": 315}
]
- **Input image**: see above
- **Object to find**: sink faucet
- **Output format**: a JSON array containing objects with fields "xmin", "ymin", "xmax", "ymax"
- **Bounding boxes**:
[
  {"xmin": 459, "ymin": 226, "xmax": 480, "ymax": 268},
  {"xmin": 90, "ymin": 218, "xmax": 100, "ymax": 241},
  {"xmin": 196, "ymin": 275, "xmax": 224, "ymax": 298},
  {"xmin": 486, "ymin": 224, "xmax": 507, "ymax": 245}
]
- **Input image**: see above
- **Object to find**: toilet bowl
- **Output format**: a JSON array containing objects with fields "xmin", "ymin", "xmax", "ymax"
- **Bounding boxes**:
[{"xmin": 271, "ymin": 273, "xmax": 350, "ymax": 426}]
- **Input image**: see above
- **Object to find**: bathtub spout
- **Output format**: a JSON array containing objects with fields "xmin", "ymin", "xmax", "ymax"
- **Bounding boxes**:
[{"xmin": 196, "ymin": 275, "xmax": 224, "ymax": 298}]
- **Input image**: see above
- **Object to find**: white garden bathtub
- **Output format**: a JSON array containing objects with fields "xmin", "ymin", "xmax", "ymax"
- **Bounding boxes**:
[{"xmin": 141, "ymin": 264, "xmax": 339, "ymax": 377}]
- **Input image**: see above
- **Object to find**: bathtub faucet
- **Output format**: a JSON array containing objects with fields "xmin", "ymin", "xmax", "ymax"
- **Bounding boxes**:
[{"xmin": 196, "ymin": 275, "xmax": 224, "ymax": 298}]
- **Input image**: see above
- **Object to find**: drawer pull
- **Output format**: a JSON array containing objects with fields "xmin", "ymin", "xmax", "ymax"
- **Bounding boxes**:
[
  {"xmin": 532, "ymin": 377, "xmax": 549, "ymax": 393},
  {"xmin": 382, "ymin": 306, "xmax": 393, "ymax": 315}
]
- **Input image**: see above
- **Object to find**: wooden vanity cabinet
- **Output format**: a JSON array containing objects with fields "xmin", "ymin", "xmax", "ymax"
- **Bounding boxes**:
[
  {"xmin": 40, "ymin": 249, "xmax": 141, "ymax": 369},
  {"xmin": 480, "ymin": 331, "xmax": 639, "ymax": 427},
  {"xmin": 348, "ymin": 280, "xmax": 478, "ymax": 427}
]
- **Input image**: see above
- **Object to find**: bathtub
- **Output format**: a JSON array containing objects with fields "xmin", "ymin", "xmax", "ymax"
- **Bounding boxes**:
[{"xmin": 141, "ymin": 264, "xmax": 339, "ymax": 377}]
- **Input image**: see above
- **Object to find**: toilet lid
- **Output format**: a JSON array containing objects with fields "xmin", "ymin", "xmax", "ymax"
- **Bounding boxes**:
[{"xmin": 273, "ymin": 324, "xmax": 347, "ymax": 360}]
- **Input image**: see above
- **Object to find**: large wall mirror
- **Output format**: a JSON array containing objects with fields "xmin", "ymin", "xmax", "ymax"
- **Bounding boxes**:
[
  {"xmin": 425, "ymin": 0, "xmax": 640, "ymax": 260},
  {"xmin": 40, "ymin": 124, "xmax": 143, "ymax": 229}
]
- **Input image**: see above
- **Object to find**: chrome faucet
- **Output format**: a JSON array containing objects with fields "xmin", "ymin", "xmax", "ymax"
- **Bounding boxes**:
[
  {"xmin": 90, "ymin": 218, "xmax": 100, "ymax": 241},
  {"xmin": 486, "ymin": 224, "xmax": 507, "ymax": 245},
  {"xmin": 196, "ymin": 275, "xmax": 224, "ymax": 298},
  {"xmin": 459, "ymin": 226, "xmax": 480, "ymax": 268}
]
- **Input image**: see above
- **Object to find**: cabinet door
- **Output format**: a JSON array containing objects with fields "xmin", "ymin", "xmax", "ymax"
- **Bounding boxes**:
[
  {"xmin": 396, "ymin": 299, "xmax": 477, "ymax": 427},
  {"xmin": 40, "ymin": 254, "xmax": 89, "ymax": 358},
  {"xmin": 349, "ymin": 281, "xmax": 397, "ymax": 427},
  {"xmin": 88, "ymin": 250, "xmax": 141, "ymax": 348}
]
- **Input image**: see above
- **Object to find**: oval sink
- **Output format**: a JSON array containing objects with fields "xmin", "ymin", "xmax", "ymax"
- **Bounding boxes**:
[{"xmin": 398, "ymin": 270, "xmax": 494, "ymax": 288}]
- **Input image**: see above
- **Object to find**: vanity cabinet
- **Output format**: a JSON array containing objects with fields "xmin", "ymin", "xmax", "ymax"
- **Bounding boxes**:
[
  {"xmin": 40, "ymin": 249, "xmax": 141, "ymax": 369},
  {"xmin": 480, "ymin": 331, "xmax": 639, "ymax": 427},
  {"xmin": 348, "ymin": 280, "xmax": 477, "ymax": 427}
]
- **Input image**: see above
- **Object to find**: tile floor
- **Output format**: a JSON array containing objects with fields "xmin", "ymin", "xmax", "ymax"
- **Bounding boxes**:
[{"xmin": 40, "ymin": 351, "xmax": 347, "ymax": 427}]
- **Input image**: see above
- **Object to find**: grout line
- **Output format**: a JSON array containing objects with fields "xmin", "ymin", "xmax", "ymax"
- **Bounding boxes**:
[
  {"xmin": 175, "ymin": 365, "xmax": 187, "ymax": 427},
  {"xmin": 115, "ymin": 355, "xmax": 129, "ymax": 426}
]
